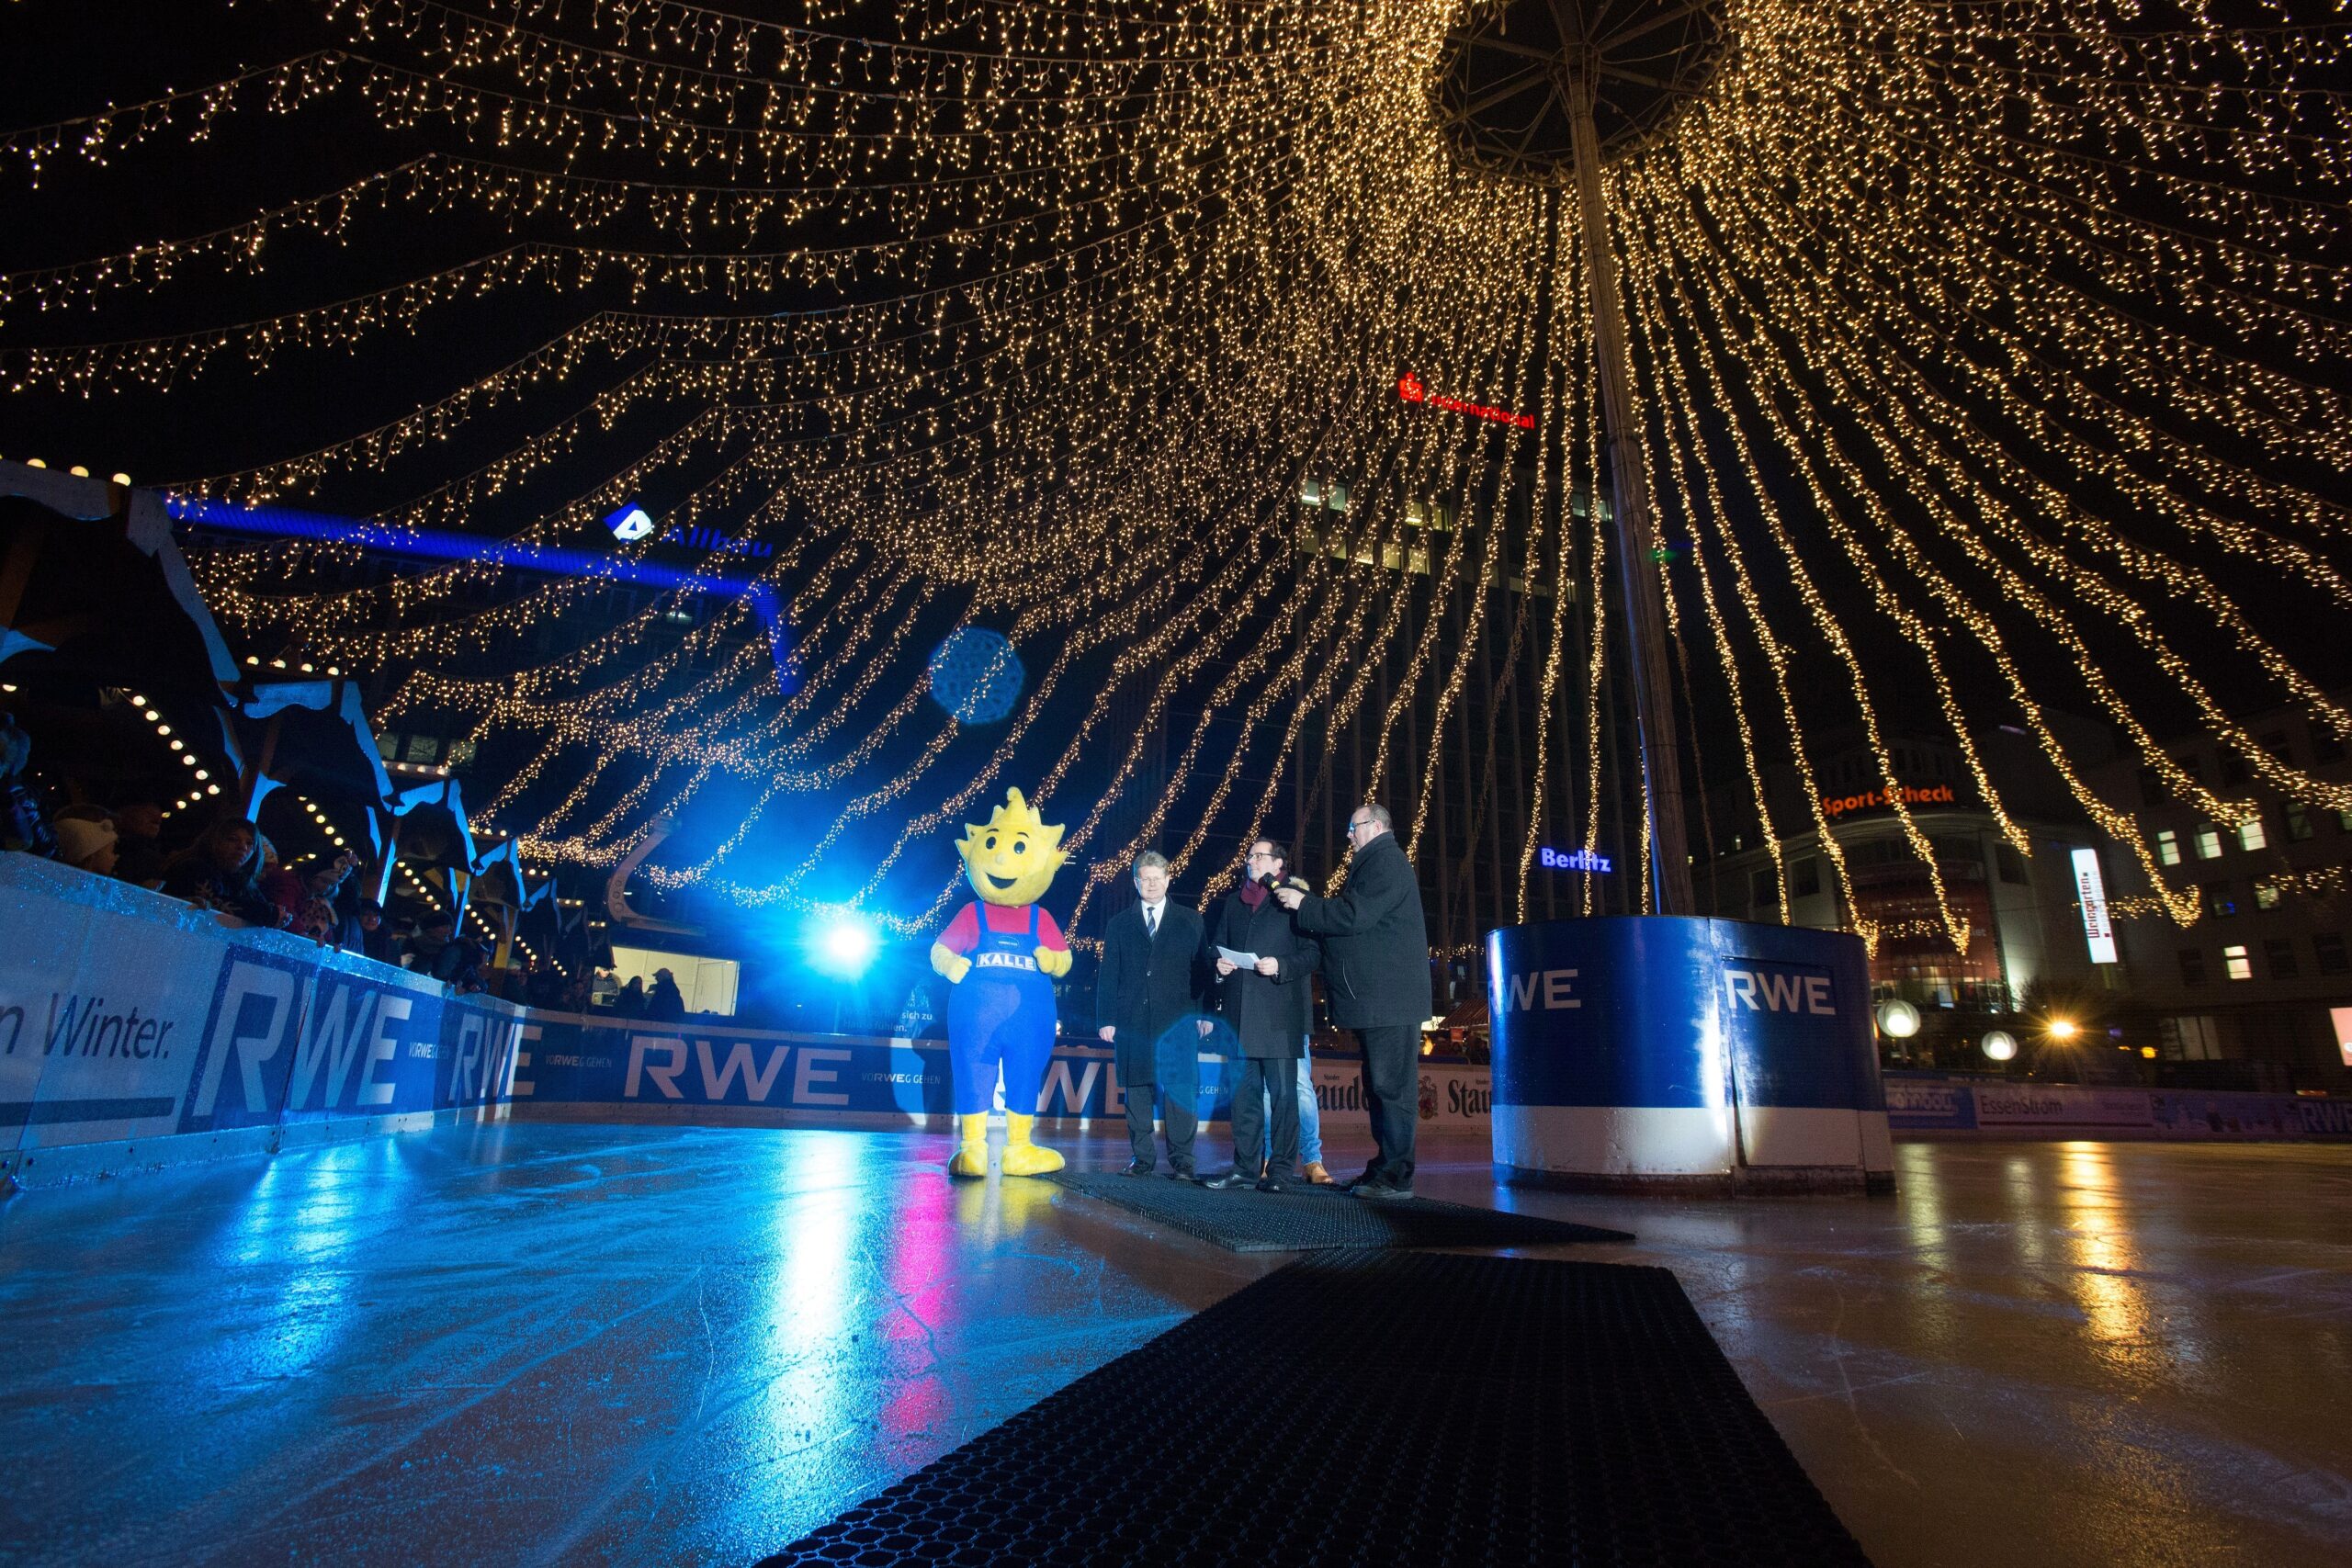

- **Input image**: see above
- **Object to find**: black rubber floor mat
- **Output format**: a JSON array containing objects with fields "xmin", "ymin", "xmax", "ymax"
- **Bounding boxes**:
[
  {"xmin": 1042, "ymin": 1169, "xmax": 1633, "ymax": 1252},
  {"xmin": 754, "ymin": 1251, "xmax": 1871, "ymax": 1568}
]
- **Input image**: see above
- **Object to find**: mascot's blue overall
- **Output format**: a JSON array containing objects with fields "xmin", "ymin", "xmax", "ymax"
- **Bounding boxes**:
[{"xmin": 948, "ymin": 904, "xmax": 1057, "ymax": 1117}]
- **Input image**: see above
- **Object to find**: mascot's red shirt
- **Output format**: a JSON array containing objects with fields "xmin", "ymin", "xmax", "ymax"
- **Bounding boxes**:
[{"xmin": 938, "ymin": 902, "xmax": 1070, "ymax": 957}]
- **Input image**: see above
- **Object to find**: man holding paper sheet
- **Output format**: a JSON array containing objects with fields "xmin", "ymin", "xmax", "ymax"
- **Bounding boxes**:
[{"xmin": 1204, "ymin": 839, "xmax": 1319, "ymax": 1192}]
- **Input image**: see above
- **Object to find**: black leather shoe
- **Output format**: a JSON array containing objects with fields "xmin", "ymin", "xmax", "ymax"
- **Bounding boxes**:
[
  {"xmin": 1255, "ymin": 1177, "xmax": 1287, "ymax": 1194},
  {"xmin": 1353, "ymin": 1180, "xmax": 1415, "ymax": 1202},
  {"xmin": 1122, "ymin": 1160, "xmax": 1156, "ymax": 1177},
  {"xmin": 1169, "ymin": 1166, "xmax": 1197, "ymax": 1181},
  {"xmin": 1204, "ymin": 1169, "xmax": 1257, "ymax": 1190}
]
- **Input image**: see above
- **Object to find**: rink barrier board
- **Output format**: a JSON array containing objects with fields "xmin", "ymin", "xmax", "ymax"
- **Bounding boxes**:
[
  {"xmin": 1, "ymin": 854, "xmax": 526, "ymax": 1185},
  {"xmin": 1882, "ymin": 1072, "xmax": 2352, "ymax": 1142},
  {"xmin": 506, "ymin": 1016, "xmax": 1497, "ymax": 1133},
  {"xmin": 4, "ymin": 856, "xmax": 2344, "ymax": 1187}
]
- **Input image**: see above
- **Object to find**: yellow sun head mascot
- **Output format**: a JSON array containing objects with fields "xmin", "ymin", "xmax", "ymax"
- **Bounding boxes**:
[{"xmin": 931, "ymin": 788, "xmax": 1072, "ymax": 1176}]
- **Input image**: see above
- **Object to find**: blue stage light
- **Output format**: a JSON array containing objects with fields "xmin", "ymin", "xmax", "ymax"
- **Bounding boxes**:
[
  {"xmin": 927, "ymin": 627, "xmax": 1023, "ymax": 725},
  {"xmin": 810, "ymin": 910, "xmax": 878, "ymax": 978}
]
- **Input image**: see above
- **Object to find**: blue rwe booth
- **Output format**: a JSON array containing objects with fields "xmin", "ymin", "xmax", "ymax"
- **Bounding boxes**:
[{"xmin": 1487, "ymin": 916, "xmax": 1894, "ymax": 1194}]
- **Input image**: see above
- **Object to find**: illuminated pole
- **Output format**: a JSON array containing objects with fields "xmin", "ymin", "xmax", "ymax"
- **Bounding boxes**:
[{"xmin": 1565, "ymin": 53, "xmax": 1695, "ymax": 916}]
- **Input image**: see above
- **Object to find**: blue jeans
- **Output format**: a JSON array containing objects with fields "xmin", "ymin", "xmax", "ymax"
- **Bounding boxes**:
[{"xmin": 1258, "ymin": 1037, "xmax": 1321, "ymax": 1165}]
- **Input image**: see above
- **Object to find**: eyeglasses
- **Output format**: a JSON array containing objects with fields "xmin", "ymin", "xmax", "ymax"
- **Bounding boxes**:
[{"xmin": 1347, "ymin": 818, "xmax": 1374, "ymax": 833}]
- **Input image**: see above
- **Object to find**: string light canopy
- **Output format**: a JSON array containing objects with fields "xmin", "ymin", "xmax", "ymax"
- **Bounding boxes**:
[{"xmin": 0, "ymin": 0, "xmax": 2345, "ymax": 953}]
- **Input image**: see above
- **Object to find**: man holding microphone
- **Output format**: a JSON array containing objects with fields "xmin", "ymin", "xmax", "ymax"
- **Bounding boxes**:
[{"xmin": 1276, "ymin": 803, "xmax": 1430, "ymax": 1201}]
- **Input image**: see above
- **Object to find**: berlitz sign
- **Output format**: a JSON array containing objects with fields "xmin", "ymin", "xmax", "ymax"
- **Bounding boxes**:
[{"xmin": 1537, "ymin": 846, "xmax": 1611, "ymax": 873}]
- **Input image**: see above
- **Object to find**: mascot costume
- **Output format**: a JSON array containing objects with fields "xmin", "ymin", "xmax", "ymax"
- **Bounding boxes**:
[{"xmin": 930, "ymin": 787, "xmax": 1072, "ymax": 1177}]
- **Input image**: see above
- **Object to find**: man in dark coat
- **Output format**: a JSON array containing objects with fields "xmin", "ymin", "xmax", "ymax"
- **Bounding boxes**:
[
  {"xmin": 1094, "ymin": 851, "xmax": 1213, "ymax": 1177},
  {"xmin": 1277, "ymin": 803, "xmax": 1430, "ymax": 1200},
  {"xmin": 1207, "ymin": 839, "xmax": 1320, "ymax": 1193}
]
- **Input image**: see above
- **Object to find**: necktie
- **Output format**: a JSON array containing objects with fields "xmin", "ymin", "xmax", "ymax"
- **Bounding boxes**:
[{"xmin": 1145, "ymin": 906, "xmax": 1159, "ymax": 939}]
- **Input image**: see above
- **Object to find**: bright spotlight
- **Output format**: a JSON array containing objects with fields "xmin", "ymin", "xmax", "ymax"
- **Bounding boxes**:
[
  {"xmin": 605, "ymin": 503, "xmax": 654, "ymax": 541},
  {"xmin": 1875, "ymin": 998, "xmax": 1922, "ymax": 1040},
  {"xmin": 1981, "ymin": 1030, "xmax": 2018, "ymax": 1062},
  {"xmin": 2046, "ymin": 1017, "xmax": 2079, "ymax": 1041},
  {"xmin": 810, "ymin": 911, "xmax": 878, "ymax": 977}
]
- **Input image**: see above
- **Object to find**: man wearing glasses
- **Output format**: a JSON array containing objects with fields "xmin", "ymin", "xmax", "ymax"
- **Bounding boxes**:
[{"xmin": 1276, "ymin": 803, "xmax": 1430, "ymax": 1200}]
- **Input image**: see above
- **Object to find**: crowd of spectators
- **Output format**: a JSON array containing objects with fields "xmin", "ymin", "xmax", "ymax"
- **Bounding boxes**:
[{"xmin": 3, "ymin": 722, "xmax": 536, "ymax": 999}]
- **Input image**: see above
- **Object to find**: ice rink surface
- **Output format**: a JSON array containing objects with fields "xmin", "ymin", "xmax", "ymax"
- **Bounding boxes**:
[{"xmin": 3, "ymin": 1124, "xmax": 2346, "ymax": 1567}]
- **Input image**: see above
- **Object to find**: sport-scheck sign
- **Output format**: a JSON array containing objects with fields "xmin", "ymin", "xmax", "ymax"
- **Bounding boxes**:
[
  {"xmin": 1819, "ymin": 783, "xmax": 1960, "ymax": 818},
  {"xmin": 1397, "ymin": 373, "xmax": 1535, "ymax": 430}
]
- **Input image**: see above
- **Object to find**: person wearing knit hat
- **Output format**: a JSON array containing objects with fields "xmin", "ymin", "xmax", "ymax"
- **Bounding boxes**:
[{"xmin": 54, "ymin": 817, "xmax": 119, "ymax": 876}]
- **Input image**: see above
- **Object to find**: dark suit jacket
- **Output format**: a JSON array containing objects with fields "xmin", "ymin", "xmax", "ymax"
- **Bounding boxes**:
[
  {"xmin": 1289, "ymin": 831, "xmax": 1430, "ymax": 1028},
  {"xmin": 1214, "ymin": 882, "xmax": 1319, "ymax": 1059},
  {"xmin": 1094, "ymin": 899, "xmax": 1209, "ymax": 1086}
]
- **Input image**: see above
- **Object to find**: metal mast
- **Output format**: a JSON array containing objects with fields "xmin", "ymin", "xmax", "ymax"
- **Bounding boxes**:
[
  {"xmin": 1563, "ymin": 50, "xmax": 1692, "ymax": 913},
  {"xmin": 1432, "ymin": 0, "xmax": 1727, "ymax": 915}
]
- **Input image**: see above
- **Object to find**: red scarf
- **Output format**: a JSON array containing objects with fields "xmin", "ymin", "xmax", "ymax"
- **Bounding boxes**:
[{"xmin": 1238, "ymin": 877, "xmax": 1269, "ymax": 909}]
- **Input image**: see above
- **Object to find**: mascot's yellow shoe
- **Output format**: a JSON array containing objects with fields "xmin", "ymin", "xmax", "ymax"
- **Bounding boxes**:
[
  {"xmin": 998, "ymin": 1111, "xmax": 1064, "ymax": 1176},
  {"xmin": 947, "ymin": 1111, "xmax": 990, "ymax": 1178}
]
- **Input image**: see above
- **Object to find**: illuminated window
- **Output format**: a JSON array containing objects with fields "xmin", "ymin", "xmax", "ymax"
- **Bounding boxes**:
[
  {"xmin": 2255, "ymin": 881, "xmax": 2281, "ymax": 911},
  {"xmin": 2154, "ymin": 829, "xmax": 2180, "ymax": 865},
  {"xmin": 605, "ymin": 945, "xmax": 740, "ymax": 1016},
  {"xmin": 2169, "ymin": 1014, "xmax": 2222, "ymax": 1061},
  {"xmin": 404, "ymin": 735, "xmax": 441, "ymax": 764},
  {"xmin": 2265, "ymin": 939, "xmax": 2298, "ymax": 979},
  {"xmin": 2238, "ymin": 818, "xmax": 2267, "ymax": 851},
  {"xmin": 2194, "ymin": 826, "xmax": 2223, "ymax": 859},
  {"xmin": 2202, "ymin": 882, "xmax": 2236, "ymax": 918},
  {"xmin": 2222, "ymin": 944, "xmax": 2253, "ymax": 981}
]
